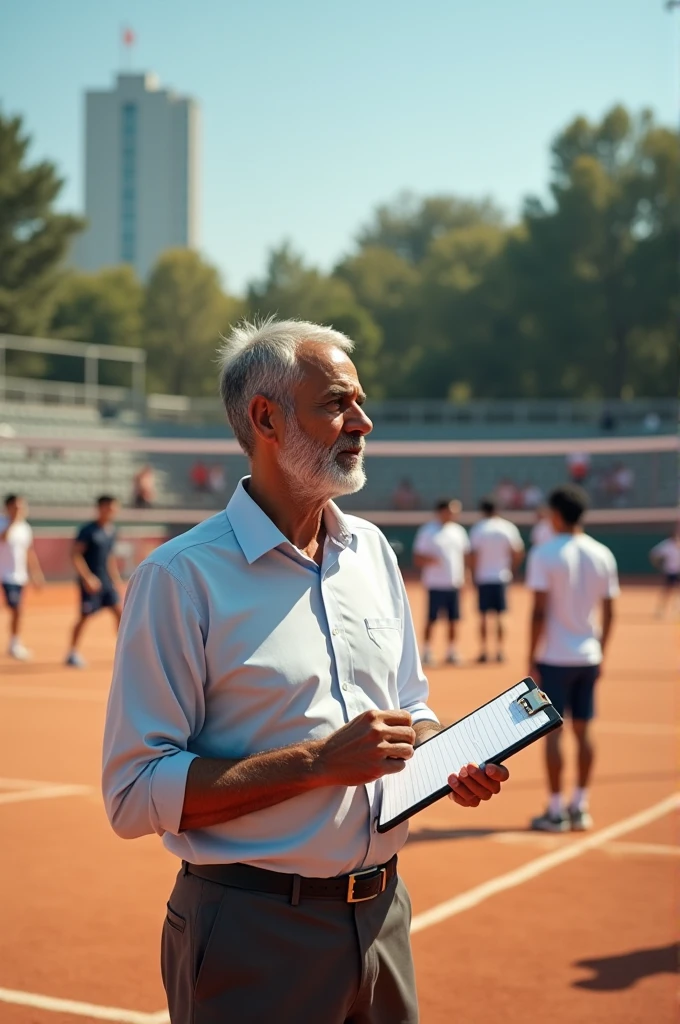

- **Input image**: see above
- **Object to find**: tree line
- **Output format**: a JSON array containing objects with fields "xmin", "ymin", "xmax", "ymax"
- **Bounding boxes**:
[{"xmin": 0, "ymin": 104, "xmax": 677, "ymax": 400}]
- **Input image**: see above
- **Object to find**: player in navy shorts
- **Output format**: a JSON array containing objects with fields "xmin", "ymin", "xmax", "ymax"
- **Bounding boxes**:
[{"xmin": 65, "ymin": 495, "xmax": 123, "ymax": 667}]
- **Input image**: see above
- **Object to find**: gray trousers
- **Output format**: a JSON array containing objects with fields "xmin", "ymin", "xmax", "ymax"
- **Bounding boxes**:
[{"xmin": 161, "ymin": 865, "xmax": 418, "ymax": 1023}]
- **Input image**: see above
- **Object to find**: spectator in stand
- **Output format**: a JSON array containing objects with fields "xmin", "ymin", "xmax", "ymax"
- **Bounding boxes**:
[
  {"xmin": 412, "ymin": 499, "xmax": 470, "ymax": 667},
  {"xmin": 132, "ymin": 465, "xmax": 156, "ymax": 509},
  {"xmin": 208, "ymin": 463, "xmax": 227, "ymax": 497},
  {"xmin": 643, "ymin": 412, "xmax": 661, "ymax": 434},
  {"xmin": 190, "ymin": 460, "xmax": 210, "ymax": 493},
  {"xmin": 530, "ymin": 505, "xmax": 554, "ymax": 548},
  {"xmin": 610, "ymin": 462, "xmax": 635, "ymax": 507},
  {"xmin": 521, "ymin": 481, "xmax": 544, "ymax": 510},
  {"xmin": 469, "ymin": 498, "xmax": 525, "ymax": 663},
  {"xmin": 391, "ymin": 477, "xmax": 421, "ymax": 511},
  {"xmin": 566, "ymin": 451, "xmax": 591, "ymax": 485},
  {"xmin": 649, "ymin": 528, "xmax": 680, "ymax": 618},
  {"xmin": 495, "ymin": 477, "xmax": 520, "ymax": 511}
]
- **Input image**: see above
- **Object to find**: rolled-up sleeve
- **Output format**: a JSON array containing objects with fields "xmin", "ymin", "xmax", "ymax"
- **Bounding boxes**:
[
  {"xmin": 102, "ymin": 562, "xmax": 205, "ymax": 839},
  {"xmin": 396, "ymin": 573, "xmax": 439, "ymax": 726}
]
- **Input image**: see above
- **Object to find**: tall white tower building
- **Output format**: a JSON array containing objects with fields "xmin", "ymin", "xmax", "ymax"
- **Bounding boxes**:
[{"xmin": 74, "ymin": 73, "xmax": 199, "ymax": 279}]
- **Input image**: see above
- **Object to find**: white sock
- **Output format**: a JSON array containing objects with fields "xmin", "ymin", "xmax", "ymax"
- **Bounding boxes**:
[
  {"xmin": 423, "ymin": 644, "xmax": 432, "ymax": 658},
  {"xmin": 571, "ymin": 787, "xmax": 588, "ymax": 811},
  {"xmin": 548, "ymin": 794, "xmax": 564, "ymax": 817},
  {"xmin": 447, "ymin": 644, "xmax": 457, "ymax": 657}
]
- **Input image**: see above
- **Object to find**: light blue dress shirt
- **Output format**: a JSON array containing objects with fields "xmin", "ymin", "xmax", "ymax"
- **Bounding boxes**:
[{"xmin": 102, "ymin": 478, "xmax": 438, "ymax": 877}]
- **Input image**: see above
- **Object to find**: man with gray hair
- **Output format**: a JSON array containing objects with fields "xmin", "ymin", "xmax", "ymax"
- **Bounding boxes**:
[{"xmin": 102, "ymin": 317, "xmax": 508, "ymax": 1023}]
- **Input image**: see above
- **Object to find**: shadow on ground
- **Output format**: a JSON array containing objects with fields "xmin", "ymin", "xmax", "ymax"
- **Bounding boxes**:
[{"xmin": 573, "ymin": 943, "xmax": 678, "ymax": 991}]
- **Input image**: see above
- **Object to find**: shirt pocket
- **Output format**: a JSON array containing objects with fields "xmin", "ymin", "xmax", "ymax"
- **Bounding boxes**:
[{"xmin": 364, "ymin": 617, "xmax": 402, "ymax": 652}]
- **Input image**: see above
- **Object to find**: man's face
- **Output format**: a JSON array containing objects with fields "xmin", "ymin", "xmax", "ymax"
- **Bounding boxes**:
[
  {"xmin": 437, "ymin": 505, "xmax": 454, "ymax": 524},
  {"xmin": 6, "ymin": 498, "xmax": 26, "ymax": 521},
  {"xmin": 277, "ymin": 343, "xmax": 373, "ymax": 500},
  {"xmin": 98, "ymin": 501, "xmax": 118, "ymax": 524}
]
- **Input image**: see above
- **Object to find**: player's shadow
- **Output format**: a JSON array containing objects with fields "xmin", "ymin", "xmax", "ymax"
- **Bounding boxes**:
[
  {"xmin": 573, "ymin": 943, "xmax": 678, "ymax": 991},
  {"xmin": 406, "ymin": 826, "xmax": 509, "ymax": 844}
]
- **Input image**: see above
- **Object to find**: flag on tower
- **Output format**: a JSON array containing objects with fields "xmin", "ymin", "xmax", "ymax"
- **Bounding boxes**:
[{"xmin": 122, "ymin": 27, "xmax": 135, "ymax": 47}]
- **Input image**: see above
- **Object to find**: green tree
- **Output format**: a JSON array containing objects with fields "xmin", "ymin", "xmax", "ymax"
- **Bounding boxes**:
[
  {"xmin": 516, "ymin": 106, "xmax": 679, "ymax": 398},
  {"xmin": 248, "ymin": 244, "xmax": 384, "ymax": 395},
  {"xmin": 357, "ymin": 191, "xmax": 504, "ymax": 265},
  {"xmin": 50, "ymin": 266, "xmax": 144, "ymax": 385},
  {"xmin": 144, "ymin": 249, "xmax": 243, "ymax": 396},
  {"xmin": 0, "ymin": 110, "xmax": 83, "ymax": 341}
]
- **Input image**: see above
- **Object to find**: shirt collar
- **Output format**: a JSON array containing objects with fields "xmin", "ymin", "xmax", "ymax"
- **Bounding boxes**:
[{"xmin": 227, "ymin": 477, "xmax": 354, "ymax": 565}]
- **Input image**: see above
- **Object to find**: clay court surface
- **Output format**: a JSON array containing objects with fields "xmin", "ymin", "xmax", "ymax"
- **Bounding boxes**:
[{"xmin": 0, "ymin": 581, "xmax": 676, "ymax": 1024}]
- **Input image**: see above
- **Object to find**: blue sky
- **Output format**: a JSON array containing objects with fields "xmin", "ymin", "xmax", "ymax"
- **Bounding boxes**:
[{"xmin": 2, "ymin": 0, "xmax": 678, "ymax": 293}]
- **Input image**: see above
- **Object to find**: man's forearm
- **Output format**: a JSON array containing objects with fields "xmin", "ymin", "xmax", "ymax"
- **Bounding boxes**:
[
  {"xmin": 179, "ymin": 741, "xmax": 327, "ymax": 831},
  {"xmin": 72, "ymin": 553, "xmax": 91, "ymax": 582},
  {"xmin": 601, "ymin": 603, "xmax": 615, "ymax": 654}
]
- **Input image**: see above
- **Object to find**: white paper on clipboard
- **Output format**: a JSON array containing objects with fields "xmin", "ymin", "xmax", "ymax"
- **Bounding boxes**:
[{"xmin": 379, "ymin": 680, "xmax": 550, "ymax": 830}]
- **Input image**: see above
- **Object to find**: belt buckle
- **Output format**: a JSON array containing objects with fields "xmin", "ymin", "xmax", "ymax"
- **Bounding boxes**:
[{"xmin": 347, "ymin": 866, "xmax": 387, "ymax": 903}]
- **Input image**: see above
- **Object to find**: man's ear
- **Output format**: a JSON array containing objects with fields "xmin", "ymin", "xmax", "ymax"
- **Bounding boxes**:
[{"xmin": 249, "ymin": 395, "xmax": 283, "ymax": 446}]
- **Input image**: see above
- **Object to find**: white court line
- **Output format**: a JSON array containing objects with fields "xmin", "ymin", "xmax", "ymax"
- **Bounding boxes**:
[
  {"xmin": 0, "ymin": 785, "xmax": 93, "ymax": 806},
  {"xmin": 0, "ymin": 988, "xmax": 168, "ymax": 1023},
  {"xmin": 0, "ymin": 685, "xmax": 106, "ymax": 702},
  {"xmin": 0, "ymin": 777, "xmax": 59, "ymax": 790},
  {"xmin": 493, "ymin": 833, "xmax": 680, "ymax": 857},
  {"xmin": 410, "ymin": 793, "xmax": 679, "ymax": 934}
]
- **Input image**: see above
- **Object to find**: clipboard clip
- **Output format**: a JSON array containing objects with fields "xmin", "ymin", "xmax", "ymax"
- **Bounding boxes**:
[{"xmin": 516, "ymin": 688, "xmax": 551, "ymax": 716}]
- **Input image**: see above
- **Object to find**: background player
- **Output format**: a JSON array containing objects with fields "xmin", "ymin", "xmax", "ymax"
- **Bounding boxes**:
[
  {"xmin": 530, "ymin": 505, "xmax": 554, "ymax": 547},
  {"xmin": 412, "ymin": 498, "xmax": 470, "ymax": 666},
  {"xmin": 469, "ymin": 498, "xmax": 524, "ymax": 663},
  {"xmin": 526, "ymin": 484, "xmax": 618, "ymax": 832},
  {"xmin": 0, "ymin": 494, "xmax": 45, "ymax": 660},
  {"xmin": 66, "ymin": 495, "xmax": 123, "ymax": 668},
  {"xmin": 649, "ymin": 528, "xmax": 680, "ymax": 618}
]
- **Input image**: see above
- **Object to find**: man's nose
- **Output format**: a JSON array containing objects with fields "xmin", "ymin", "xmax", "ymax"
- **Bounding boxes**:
[{"xmin": 345, "ymin": 402, "xmax": 373, "ymax": 436}]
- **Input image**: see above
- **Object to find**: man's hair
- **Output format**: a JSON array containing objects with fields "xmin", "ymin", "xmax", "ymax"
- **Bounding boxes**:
[
  {"xmin": 480, "ymin": 498, "xmax": 496, "ymax": 515},
  {"xmin": 97, "ymin": 495, "xmax": 117, "ymax": 507},
  {"xmin": 4, "ymin": 494, "xmax": 19, "ymax": 507},
  {"xmin": 218, "ymin": 317, "xmax": 354, "ymax": 456},
  {"xmin": 435, "ymin": 498, "xmax": 461, "ymax": 513},
  {"xmin": 548, "ymin": 484, "xmax": 589, "ymax": 525}
]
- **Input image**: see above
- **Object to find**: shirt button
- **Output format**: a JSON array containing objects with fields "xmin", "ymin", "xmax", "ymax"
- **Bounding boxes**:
[
  {"xmin": 332, "ymin": 627, "xmax": 340, "ymax": 636},
  {"xmin": 342, "ymin": 682, "xmax": 350, "ymax": 691}
]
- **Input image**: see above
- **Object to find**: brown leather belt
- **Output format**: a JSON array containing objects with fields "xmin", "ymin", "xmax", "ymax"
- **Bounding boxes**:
[{"xmin": 183, "ymin": 854, "xmax": 397, "ymax": 905}]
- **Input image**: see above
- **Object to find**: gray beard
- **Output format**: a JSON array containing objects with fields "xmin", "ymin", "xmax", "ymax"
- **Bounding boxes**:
[{"xmin": 277, "ymin": 416, "xmax": 367, "ymax": 502}]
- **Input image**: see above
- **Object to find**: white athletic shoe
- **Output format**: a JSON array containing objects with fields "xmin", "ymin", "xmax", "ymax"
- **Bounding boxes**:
[
  {"xmin": 8, "ymin": 641, "xmax": 31, "ymax": 661},
  {"xmin": 568, "ymin": 806, "xmax": 593, "ymax": 831}
]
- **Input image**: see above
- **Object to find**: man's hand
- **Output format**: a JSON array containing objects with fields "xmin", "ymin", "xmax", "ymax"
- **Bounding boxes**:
[
  {"xmin": 83, "ymin": 574, "xmax": 102, "ymax": 594},
  {"xmin": 448, "ymin": 763, "xmax": 509, "ymax": 808},
  {"xmin": 316, "ymin": 709, "xmax": 416, "ymax": 786}
]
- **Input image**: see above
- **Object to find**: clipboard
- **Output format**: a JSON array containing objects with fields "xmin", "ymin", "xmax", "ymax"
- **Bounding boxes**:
[{"xmin": 377, "ymin": 677, "xmax": 563, "ymax": 833}]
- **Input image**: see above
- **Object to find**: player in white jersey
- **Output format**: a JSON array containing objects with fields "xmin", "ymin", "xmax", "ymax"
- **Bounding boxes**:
[
  {"xmin": 649, "ymin": 529, "xmax": 680, "ymax": 618},
  {"xmin": 526, "ymin": 485, "xmax": 618, "ymax": 832},
  {"xmin": 469, "ymin": 499, "xmax": 524, "ymax": 663},
  {"xmin": 530, "ymin": 506, "xmax": 554, "ymax": 548},
  {"xmin": 0, "ymin": 494, "xmax": 45, "ymax": 660},
  {"xmin": 413, "ymin": 499, "xmax": 470, "ymax": 666}
]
